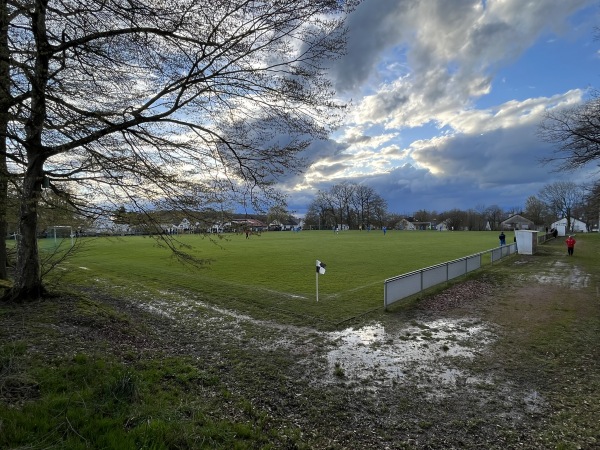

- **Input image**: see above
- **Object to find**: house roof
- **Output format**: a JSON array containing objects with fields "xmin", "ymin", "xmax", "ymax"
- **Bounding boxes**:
[
  {"xmin": 501, "ymin": 214, "xmax": 534, "ymax": 225},
  {"xmin": 231, "ymin": 218, "xmax": 267, "ymax": 227}
]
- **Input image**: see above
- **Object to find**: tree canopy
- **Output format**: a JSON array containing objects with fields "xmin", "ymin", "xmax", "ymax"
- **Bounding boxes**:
[{"xmin": 0, "ymin": 0, "xmax": 357, "ymax": 301}]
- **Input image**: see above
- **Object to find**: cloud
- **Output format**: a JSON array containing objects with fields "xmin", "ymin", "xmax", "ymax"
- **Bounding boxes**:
[
  {"xmin": 281, "ymin": 0, "xmax": 598, "ymax": 216},
  {"xmin": 285, "ymin": 91, "xmax": 586, "ymax": 214},
  {"xmin": 337, "ymin": 0, "xmax": 592, "ymax": 129},
  {"xmin": 330, "ymin": 1, "xmax": 410, "ymax": 93}
]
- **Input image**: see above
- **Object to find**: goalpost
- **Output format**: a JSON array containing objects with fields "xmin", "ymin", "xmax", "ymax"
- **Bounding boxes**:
[{"xmin": 51, "ymin": 226, "xmax": 74, "ymax": 247}]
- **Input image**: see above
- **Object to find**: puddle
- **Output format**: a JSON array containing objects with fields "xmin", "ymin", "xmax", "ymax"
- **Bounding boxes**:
[
  {"xmin": 137, "ymin": 294, "xmax": 316, "ymax": 338},
  {"xmin": 523, "ymin": 389, "xmax": 546, "ymax": 413},
  {"xmin": 140, "ymin": 303, "xmax": 176, "ymax": 320},
  {"xmin": 322, "ymin": 319, "xmax": 495, "ymax": 394},
  {"xmin": 134, "ymin": 293, "xmax": 496, "ymax": 395},
  {"xmin": 532, "ymin": 261, "xmax": 590, "ymax": 288},
  {"xmin": 136, "ymin": 294, "xmax": 497, "ymax": 397},
  {"xmin": 111, "ymin": 284, "xmax": 508, "ymax": 399}
]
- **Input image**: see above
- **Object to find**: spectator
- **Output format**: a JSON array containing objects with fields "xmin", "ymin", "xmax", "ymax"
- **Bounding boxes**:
[{"xmin": 565, "ymin": 235, "xmax": 576, "ymax": 256}]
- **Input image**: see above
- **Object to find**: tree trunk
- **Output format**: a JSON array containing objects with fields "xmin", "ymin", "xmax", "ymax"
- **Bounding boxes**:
[
  {"xmin": 0, "ymin": 0, "xmax": 9, "ymax": 280},
  {"xmin": 2, "ymin": 0, "xmax": 50, "ymax": 302},
  {"xmin": 5, "ymin": 161, "xmax": 46, "ymax": 301},
  {"xmin": 0, "ymin": 147, "xmax": 7, "ymax": 282}
]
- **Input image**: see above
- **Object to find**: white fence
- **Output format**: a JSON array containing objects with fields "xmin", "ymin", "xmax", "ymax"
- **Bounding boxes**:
[{"xmin": 384, "ymin": 243, "xmax": 517, "ymax": 309}]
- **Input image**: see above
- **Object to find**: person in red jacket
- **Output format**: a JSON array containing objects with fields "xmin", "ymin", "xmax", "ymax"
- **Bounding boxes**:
[{"xmin": 565, "ymin": 235, "xmax": 576, "ymax": 256}]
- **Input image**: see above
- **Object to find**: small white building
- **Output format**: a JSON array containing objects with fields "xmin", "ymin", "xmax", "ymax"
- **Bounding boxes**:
[
  {"xmin": 551, "ymin": 218, "xmax": 588, "ymax": 233},
  {"xmin": 435, "ymin": 220, "xmax": 449, "ymax": 231}
]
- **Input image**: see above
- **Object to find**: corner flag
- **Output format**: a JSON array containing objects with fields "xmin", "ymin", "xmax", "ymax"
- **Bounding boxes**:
[
  {"xmin": 316, "ymin": 260, "xmax": 326, "ymax": 275},
  {"xmin": 315, "ymin": 260, "xmax": 326, "ymax": 302}
]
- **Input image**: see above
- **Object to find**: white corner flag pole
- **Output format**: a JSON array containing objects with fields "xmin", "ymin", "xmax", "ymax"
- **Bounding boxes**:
[{"xmin": 316, "ymin": 263, "xmax": 319, "ymax": 302}]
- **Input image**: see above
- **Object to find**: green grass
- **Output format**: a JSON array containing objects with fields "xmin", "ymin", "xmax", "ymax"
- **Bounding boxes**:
[
  {"xmin": 50, "ymin": 230, "xmax": 514, "ymax": 326},
  {"xmin": 0, "ymin": 350, "xmax": 280, "ymax": 449}
]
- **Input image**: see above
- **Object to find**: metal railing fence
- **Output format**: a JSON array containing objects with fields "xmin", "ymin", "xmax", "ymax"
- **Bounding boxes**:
[{"xmin": 384, "ymin": 242, "xmax": 517, "ymax": 309}]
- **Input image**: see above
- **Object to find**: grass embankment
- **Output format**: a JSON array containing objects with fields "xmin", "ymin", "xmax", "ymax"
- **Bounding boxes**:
[
  {"xmin": 1, "ymin": 231, "xmax": 598, "ymax": 449},
  {"xmin": 474, "ymin": 235, "xmax": 600, "ymax": 448},
  {"xmin": 1, "ymin": 296, "xmax": 300, "ymax": 449}
]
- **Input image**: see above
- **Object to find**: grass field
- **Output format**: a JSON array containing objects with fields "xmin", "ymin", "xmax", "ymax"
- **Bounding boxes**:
[{"xmin": 50, "ymin": 230, "xmax": 515, "ymax": 327}]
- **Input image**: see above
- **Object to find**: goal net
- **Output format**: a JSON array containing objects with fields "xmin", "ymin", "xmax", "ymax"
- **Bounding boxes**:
[{"xmin": 50, "ymin": 226, "xmax": 74, "ymax": 247}]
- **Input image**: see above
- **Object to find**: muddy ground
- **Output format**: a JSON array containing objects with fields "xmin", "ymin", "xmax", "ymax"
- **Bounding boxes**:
[{"xmin": 2, "ymin": 240, "xmax": 600, "ymax": 449}]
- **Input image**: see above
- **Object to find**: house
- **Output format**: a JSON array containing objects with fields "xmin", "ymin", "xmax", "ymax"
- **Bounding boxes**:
[
  {"xmin": 176, "ymin": 218, "xmax": 192, "ymax": 233},
  {"xmin": 268, "ymin": 217, "xmax": 300, "ymax": 231},
  {"xmin": 282, "ymin": 217, "xmax": 299, "ymax": 231},
  {"xmin": 231, "ymin": 218, "xmax": 267, "ymax": 232},
  {"xmin": 435, "ymin": 220, "xmax": 450, "ymax": 231},
  {"xmin": 501, "ymin": 214, "xmax": 534, "ymax": 231},
  {"xmin": 551, "ymin": 218, "xmax": 588, "ymax": 233},
  {"xmin": 87, "ymin": 217, "xmax": 133, "ymax": 235},
  {"xmin": 395, "ymin": 219, "xmax": 431, "ymax": 230},
  {"xmin": 395, "ymin": 219, "xmax": 416, "ymax": 230}
]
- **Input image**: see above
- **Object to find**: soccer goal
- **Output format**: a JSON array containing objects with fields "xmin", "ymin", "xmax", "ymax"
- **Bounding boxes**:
[{"xmin": 50, "ymin": 225, "xmax": 74, "ymax": 247}]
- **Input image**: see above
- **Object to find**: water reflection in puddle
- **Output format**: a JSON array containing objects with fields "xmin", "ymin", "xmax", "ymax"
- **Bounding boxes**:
[{"xmin": 323, "ymin": 319, "xmax": 495, "ymax": 394}]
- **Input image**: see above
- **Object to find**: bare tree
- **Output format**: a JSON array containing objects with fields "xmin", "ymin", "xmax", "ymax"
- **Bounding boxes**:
[
  {"xmin": 306, "ymin": 190, "xmax": 336, "ymax": 230},
  {"xmin": 524, "ymin": 195, "xmax": 550, "ymax": 227},
  {"xmin": 538, "ymin": 90, "xmax": 600, "ymax": 171},
  {"xmin": 474, "ymin": 204, "xmax": 488, "ymax": 230},
  {"xmin": 538, "ymin": 181, "xmax": 583, "ymax": 232},
  {"xmin": 1, "ymin": 0, "xmax": 356, "ymax": 301},
  {"xmin": 352, "ymin": 184, "xmax": 385, "ymax": 229},
  {"xmin": 267, "ymin": 203, "xmax": 289, "ymax": 230},
  {"xmin": 443, "ymin": 209, "xmax": 467, "ymax": 231},
  {"xmin": 578, "ymin": 182, "xmax": 600, "ymax": 231},
  {"xmin": 484, "ymin": 205, "xmax": 504, "ymax": 231},
  {"xmin": 370, "ymin": 195, "xmax": 387, "ymax": 228},
  {"xmin": 312, "ymin": 181, "xmax": 387, "ymax": 230},
  {"xmin": 465, "ymin": 209, "xmax": 481, "ymax": 231},
  {"xmin": 329, "ymin": 182, "xmax": 355, "ymax": 229},
  {"xmin": 413, "ymin": 209, "xmax": 437, "ymax": 223}
]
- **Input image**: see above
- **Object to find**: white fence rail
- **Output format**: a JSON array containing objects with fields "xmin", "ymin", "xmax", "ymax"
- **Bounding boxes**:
[{"xmin": 384, "ymin": 242, "xmax": 517, "ymax": 309}]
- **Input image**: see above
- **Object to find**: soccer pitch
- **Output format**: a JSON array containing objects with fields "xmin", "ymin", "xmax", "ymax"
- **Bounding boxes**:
[{"xmin": 56, "ymin": 230, "xmax": 511, "ymax": 327}]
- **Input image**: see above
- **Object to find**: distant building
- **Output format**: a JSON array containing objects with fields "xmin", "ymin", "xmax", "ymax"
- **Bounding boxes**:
[
  {"xmin": 435, "ymin": 220, "xmax": 450, "ymax": 231},
  {"xmin": 231, "ymin": 218, "xmax": 267, "ymax": 232},
  {"xmin": 551, "ymin": 218, "xmax": 588, "ymax": 233},
  {"xmin": 395, "ymin": 219, "xmax": 416, "ymax": 230},
  {"xmin": 268, "ymin": 217, "xmax": 299, "ymax": 231},
  {"xmin": 501, "ymin": 214, "xmax": 534, "ymax": 230}
]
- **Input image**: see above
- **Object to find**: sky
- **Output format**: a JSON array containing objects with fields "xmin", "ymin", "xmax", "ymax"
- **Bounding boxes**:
[{"xmin": 277, "ymin": 0, "xmax": 600, "ymax": 217}]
